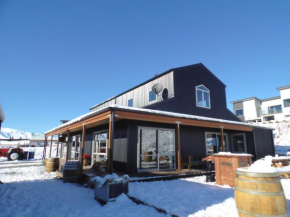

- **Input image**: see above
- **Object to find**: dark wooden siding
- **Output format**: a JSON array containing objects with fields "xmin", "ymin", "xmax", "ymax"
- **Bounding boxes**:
[
  {"xmin": 145, "ymin": 64, "xmax": 241, "ymax": 122},
  {"xmin": 253, "ymin": 127, "xmax": 275, "ymax": 160}
]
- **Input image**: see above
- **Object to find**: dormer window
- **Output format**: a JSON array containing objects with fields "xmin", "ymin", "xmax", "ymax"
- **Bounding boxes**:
[{"xmin": 196, "ymin": 85, "xmax": 210, "ymax": 109}]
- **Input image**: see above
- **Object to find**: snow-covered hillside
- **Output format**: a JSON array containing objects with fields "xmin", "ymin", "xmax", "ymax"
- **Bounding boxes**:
[{"xmin": 0, "ymin": 127, "xmax": 32, "ymax": 140}]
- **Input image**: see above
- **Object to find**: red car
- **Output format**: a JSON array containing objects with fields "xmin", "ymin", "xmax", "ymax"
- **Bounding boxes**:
[{"xmin": 0, "ymin": 147, "xmax": 24, "ymax": 161}]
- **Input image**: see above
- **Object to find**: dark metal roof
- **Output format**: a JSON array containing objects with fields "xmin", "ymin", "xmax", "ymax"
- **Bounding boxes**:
[{"xmin": 90, "ymin": 63, "xmax": 225, "ymax": 110}]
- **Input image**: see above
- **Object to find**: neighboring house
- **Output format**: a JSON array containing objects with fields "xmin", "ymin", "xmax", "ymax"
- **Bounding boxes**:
[
  {"xmin": 231, "ymin": 85, "xmax": 290, "ymax": 122},
  {"xmin": 0, "ymin": 104, "xmax": 5, "ymax": 132},
  {"xmin": 45, "ymin": 63, "xmax": 275, "ymax": 174}
]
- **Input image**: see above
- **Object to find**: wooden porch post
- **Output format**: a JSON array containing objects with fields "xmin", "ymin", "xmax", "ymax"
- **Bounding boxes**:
[
  {"xmin": 220, "ymin": 126, "xmax": 224, "ymax": 152},
  {"xmin": 65, "ymin": 130, "xmax": 70, "ymax": 162},
  {"xmin": 80, "ymin": 124, "xmax": 86, "ymax": 173},
  {"xmin": 176, "ymin": 121, "xmax": 181, "ymax": 174},
  {"xmin": 108, "ymin": 110, "xmax": 115, "ymax": 174},
  {"xmin": 43, "ymin": 135, "xmax": 47, "ymax": 159},
  {"xmin": 56, "ymin": 133, "xmax": 60, "ymax": 157},
  {"xmin": 49, "ymin": 135, "xmax": 53, "ymax": 157}
]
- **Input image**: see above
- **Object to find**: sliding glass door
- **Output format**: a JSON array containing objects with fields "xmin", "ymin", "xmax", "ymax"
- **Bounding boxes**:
[
  {"xmin": 138, "ymin": 127, "xmax": 175, "ymax": 171},
  {"xmin": 92, "ymin": 131, "xmax": 108, "ymax": 165},
  {"xmin": 70, "ymin": 135, "xmax": 81, "ymax": 161}
]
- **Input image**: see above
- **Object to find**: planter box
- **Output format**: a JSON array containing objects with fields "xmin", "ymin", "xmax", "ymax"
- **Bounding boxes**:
[
  {"xmin": 214, "ymin": 153, "xmax": 253, "ymax": 187},
  {"xmin": 93, "ymin": 174, "xmax": 129, "ymax": 203}
]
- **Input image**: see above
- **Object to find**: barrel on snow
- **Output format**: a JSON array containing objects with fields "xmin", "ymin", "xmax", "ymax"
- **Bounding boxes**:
[
  {"xmin": 46, "ymin": 157, "xmax": 59, "ymax": 172},
  {"xmin": 235, "ymin": 169, "xmax": 287, "ymax": 217}
]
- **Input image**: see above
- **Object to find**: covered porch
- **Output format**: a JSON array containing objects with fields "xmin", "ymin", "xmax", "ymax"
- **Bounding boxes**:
[{"xmin": 44, "ymin": 105, "xmax": 263, "ymax": 176}]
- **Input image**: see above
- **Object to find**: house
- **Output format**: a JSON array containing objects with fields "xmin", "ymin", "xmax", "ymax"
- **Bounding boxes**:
[
  {"xmin": 45, "ymin": 63, "xmax": 275, "ymax": 174},
  {"xmin": 231, "ymin": 85, "xmax": 290, "ymax": 122},
  {"xmin": 0, "ymin": 104, "xmax": 5, "ymax": 132}
]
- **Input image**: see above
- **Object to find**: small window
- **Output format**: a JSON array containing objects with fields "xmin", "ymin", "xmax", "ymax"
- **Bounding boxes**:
[
  {"xmin": 128, "ymin": 98, "xmax": 133, "ymax": 107},
  {"xmin": 268, "ymin": 105, "xmax": 282, "ymax": 114},
  {"xmin": 149, "ymin": 91, "xmax": 157, "ymax": 102},
  {"xmin": 264, "ymin": 116, "xmax": 275, "ymax": 121},
  {"xmin": 235, "ymin": 109, "xmax": 244, "ymax": 116},
  {"xmin": 284, "ymin": 99, "xmax": 290, "ymax": 108},
  {"xmin": 196, "ymin": 85, "xmax": 210, "ymax": 108},
  {"xmin": 232, "ymin": 134, "xmax": 247, "ymax": 153}
]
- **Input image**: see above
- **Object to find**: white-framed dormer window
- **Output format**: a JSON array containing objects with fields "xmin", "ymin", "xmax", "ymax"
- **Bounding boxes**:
[
  {"xmin": 149, "ymin": 91, "xmax": 157, "ymax": 103},
  {"xmin": 196, "ymin": 85, "xmax": 210, "ymax": 109},
  {"xmin": 128, "ymin": 98, "xmax": 133, "ymax": 107}
]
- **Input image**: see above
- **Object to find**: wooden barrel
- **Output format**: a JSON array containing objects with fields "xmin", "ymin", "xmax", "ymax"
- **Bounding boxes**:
[
  {"xmin": 235, "ymin": 169, "xmax": 288, "ymax": 217},
  {"xmin": 63, "ymin": 161, "xmax": 82, "ymax": 183},
  {"xmin": 46, "ymin": 157, "xmax": 59, "ymax": 172},
  {"xmin": 143, "ymin": 151, "xmax": 153, "ymax": 162}
]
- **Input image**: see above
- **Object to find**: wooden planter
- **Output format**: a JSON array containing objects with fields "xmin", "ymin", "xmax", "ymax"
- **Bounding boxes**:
[
  {"xmin": 95, "ymin": 179, "xmax": 129, "ymax": 203},
  {"xmin": 214, "ymin": 154, "xmax": 253, "ymax": 187},
  {"xmin": 235, "ymin": 169, "xmax": 287, "ymax": 217}
]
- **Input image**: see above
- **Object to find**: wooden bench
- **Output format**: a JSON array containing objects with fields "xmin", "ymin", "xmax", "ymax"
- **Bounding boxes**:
[{"xmin": 181, "ymin": 155, "xmax": 207, "ymax": 170}]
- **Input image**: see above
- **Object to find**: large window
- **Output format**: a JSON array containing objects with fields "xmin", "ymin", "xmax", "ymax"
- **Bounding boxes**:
[
  {"xmin": 268, "ymin": 105, "xmax": 282, "ymax": 114},
  {"xmin": 149, "ymin": 91, "xmax": 157, "ymax": 103},
  {"xmin": 196, "ymin": 85, "xmax": 210, "ymax": 109},
  {"xmin": 138, "ymin": 127, "xmax": 175, "ymax": 171},
  {"xmin": 284, "ymin": 99, "xmax": 290, "ymax": 108},
  {"xmin": 205, "ymin": 132, "xmax": 228, "ymax": 155},
  {"xmin": 128, "ymin": 98, "xmax": 133, "ymax": 107},
  {"xmin": 232, "ymin": 134, "xmax": 247, "ymax": 153},
  {"xmin": 235, "ymin": 109, "xmax": 244, "ymax": 116}
]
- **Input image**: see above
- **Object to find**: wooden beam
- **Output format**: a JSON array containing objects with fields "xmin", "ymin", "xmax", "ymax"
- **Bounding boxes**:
[
  {"xmin": 56, "ymin": 134, "xmax": 60, "ymax": 157},
  {"xmin": 115, "ymin": 110, "xmax": 253, "ymax": 132},
  {"xmin": 80, "ymin": 124, "xmax": 86, "ymax": 174},
  {"xmin": 220, "ymin": 126, "xmax": 224, "ymax": 152},
  {"xmin": 176, "ymin": 122, "xmax": 181, "ymax": 174},
  {"xmin": 49, "ymin": 135, "xmax": 53, "ymax": 157},
  {"xmin": 107, "ymin": 111, "xmax": 115, "ymax": 174},
  {"xmin": 43, "ymin": 136, "xmax": 47, "ymax": 159},
  {"xmin": 65, "ymin": 130, "xmax": 70, "ymax": 162}
]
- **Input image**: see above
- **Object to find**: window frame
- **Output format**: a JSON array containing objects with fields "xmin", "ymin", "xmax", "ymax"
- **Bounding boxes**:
[
  {"xmin": 148, "ymin": 90, "xmax": 157, "ymax": 103},
  {"xmin": 204, "ymin": 132, "xmax": 229, "ymax": 155},
  {"xmin": 195, "ymin": 85, "xmax": 211, "ymax": 109},
  {"xmin": 235, "ymin": 109, "xmax": 244, "ymax": 116},
  {"xmin": 127, "ymin": 98, "xmax": 133, "ymax": 107},
  {"xmin": 284, "ymin": 99, "xmax": 290, "ymax": 108},
  {"xmin": 231, "ymin": 133, "xmax": 247, "ymax": 153}
]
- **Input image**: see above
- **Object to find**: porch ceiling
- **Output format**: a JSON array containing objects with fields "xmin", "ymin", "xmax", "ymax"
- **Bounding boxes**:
[
  {"xmin": 45, "ymin": 111, "xmax": 111, "ymax": 137},
  {"xmin": 114, "ymin": 110, "xmax": 253, "ymax": 132}
]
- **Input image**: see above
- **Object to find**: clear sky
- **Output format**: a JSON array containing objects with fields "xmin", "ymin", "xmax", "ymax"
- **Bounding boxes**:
[{"xmin": 0, "ymin": 1, "xmax": 290, "ymax": 133}]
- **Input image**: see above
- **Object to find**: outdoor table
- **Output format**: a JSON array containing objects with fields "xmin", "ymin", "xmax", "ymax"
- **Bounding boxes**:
[{"xmin": 271, "ymin": 156, "xmax": 290, "ymax": 178}]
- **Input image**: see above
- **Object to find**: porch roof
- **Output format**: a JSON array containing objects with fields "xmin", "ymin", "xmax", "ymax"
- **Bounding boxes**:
[{"xmin": 45, "ymin": 105, "xmax": 271, "ymax": 137}]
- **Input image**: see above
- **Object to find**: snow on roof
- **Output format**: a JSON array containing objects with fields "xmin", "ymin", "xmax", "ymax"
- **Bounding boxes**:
[{"xmin": 45, "ymin": 104, "xmax": 272, "ymax": 134}]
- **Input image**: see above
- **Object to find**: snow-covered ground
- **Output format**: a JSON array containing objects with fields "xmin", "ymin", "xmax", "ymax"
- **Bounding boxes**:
[
  {"xmin": 0, "ymin": 164, "xmax": 169, "ymax": 217},
  {"xmin": 0, "ymin": 162, "xmax": 289, "ymax": 217}
]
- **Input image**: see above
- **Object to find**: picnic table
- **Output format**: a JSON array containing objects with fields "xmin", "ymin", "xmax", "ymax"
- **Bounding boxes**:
[{"xmin": 271, "ymin": 156, "xmax": 290, "ymax": 178}]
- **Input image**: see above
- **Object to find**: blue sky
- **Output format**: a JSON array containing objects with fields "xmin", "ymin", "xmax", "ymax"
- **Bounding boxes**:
[{"xmin": 0, "ymin": 1, "xmax": 289, "ymax": 133}]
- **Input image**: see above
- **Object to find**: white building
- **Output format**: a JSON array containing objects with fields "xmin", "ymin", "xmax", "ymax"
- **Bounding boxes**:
[{"xmin": 231, "ymin": 85, "xmax": 290, "ymax": 122}]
